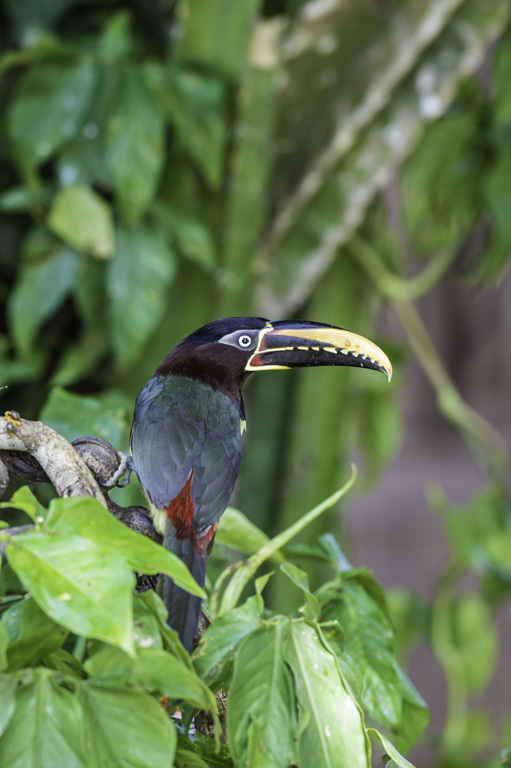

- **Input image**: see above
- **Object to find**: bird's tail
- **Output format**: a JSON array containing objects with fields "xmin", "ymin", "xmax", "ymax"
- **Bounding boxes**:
[{"xmin": 161, "ymin": 526, "xmax": 206, "ymax": 653}]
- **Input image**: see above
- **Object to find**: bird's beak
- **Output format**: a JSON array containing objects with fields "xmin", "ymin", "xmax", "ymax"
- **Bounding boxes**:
[{"xmin": 245, "ymin": 320, "xmax": 392, "ymax": 381}]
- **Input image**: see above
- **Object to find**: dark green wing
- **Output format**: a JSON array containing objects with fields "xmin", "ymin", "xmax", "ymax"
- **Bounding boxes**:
[{"xmin": 131, "ymin": 374, "xmax": 242, "ymax": 533}]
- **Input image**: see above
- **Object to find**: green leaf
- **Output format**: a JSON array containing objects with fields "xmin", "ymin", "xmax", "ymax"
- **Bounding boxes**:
[
  {"xmin": 48, "ymin": 184, "xmax": 114, "ymax": 259},
  {"xmin": 280, "ymin": 562, "xmax": 319, "ymax": 620},
  {"xmin": 176, "ymin": 0, "xmax": 258, "ymax": 79},
  {"xmin": 2, "ymin": 0, "xmax": 69, "ymax": 42},
  {"xmin": 5, "ymin": 528, "xmax": 135, "ymax": 656},
  {"xmin": 403, "ymin": 110, "xmax": 478, "ymax": 254},
  {"xmin": 176, "ymin": 734, "xmax": 233, "ymax": 768},
  {"xmin": 0, "ymin": 675, "xmax": 16, "ymax": 738},
  {"xmin": 131, "ymin": 591, "xmax": 171, "ymax": 652},
  {"xmin": 98, "ymin": 10, "xmax": 134, "ymax": 63},
  {"xmin": 44, "ymin": 496, "xmax": 205, "ymax": 598},
  {"xmin": 451, "ymin": 593, "xmax": 497, "ymax": 694},
  {"xmin": 193, "ymin": 595, "xmax": 262, "ymax": 691},
  {"xmin": 2, "ymin": 596, "xmax": 67, "ymax": 670},
  {"xmin": 393, "ymin": 665, "xmax": 429, "ymax": 754},
  {"xmin": 107, "ymin": 223, "xmax": 175, "ymax": 367},
  {"xmin": 0, "ymin": 622, "xmax": 8, "ymax": 671},
  {"xmin": 320, "ymin": 576, "xmax": 401, "ymax": 729},
  {"xmin": 175, "ymin": 748, "xmax": 209, "ymax": 768},
  {"xmin": 85, "ymin": 644, "xmax": 216, "ymax": 713},
  {"xmin": 318, "ymin": 620, "xmax": 363, "ymax": 706},
  {"xmin": 0, "ymin": 185, "xmax": 50, "ymax": 213},
  {"xmin": 368, "ymin": 728, "xmax": 416, "ymax": 768},
  {"xmin": 8, "ymin": 229, "xmax": 80, "ymax": 356},
  {"xmin": 360, "ymin": 390, "xmax": 402, "ymax": 477},
  {"xmin": 106, "ymin": 64, "xmax": 164, "ymax": 224},
  {"xmin": 156, "ymin": 204, "xmax": 216, "ymax": 271},
  {"xmin": 494, "ymin": 35, "xmax": 511, "ymax": 132},
  {"xmin": 56, "ymin": 64, "xmax": 120, "ymax": 189},
  {"xmin": 8, "ymin": 60, "xmax": 96, "ymax": 170},
  {"xmin": 50, "ymin": 328, "xmax": 109, "ymax": 388},
  {"xmin": 40, "ymin": 386, "xmax": 130, "ymax": 448},
  {"xmin": 0, "ymin": 670, "xmax": 87, "ymax": 767},
  {"xmin": 72, "ymin": 256, "xmax": 108, "ymax": 331},
  {"xmin": 286, "ymin": 619, "xmax": 370, "ymax": 768},
  {"xmin": 432, "ymin": 484, "xmax": 511, "ymax": 583},
  {"xmin": 133, "ymin": 591, "xmax": 191, "ymax": 664},
  {"xmin": 79, "ymin": 684, "xmax": 176, "ymax": 768},
  {"xmin": 44, "ymin": 648, "xmax": 86, "ymax": 679},
  {"xmin": 216, "ymin": 506, "xmax": 283, "ymax": 562},
  {"xmin": 218, "ymin": 470, "xmax": 357, "ymax": 615},
  {"xmin": 228, "ymin": 620, "xmax": 296, "ymax": 768},
  {"xmin": 0, "ymin": 486, "xmax": 46, "ymax": 523},
  {"xmin": 172, "ymin": 70, "xmax": 225, "ymax": 189},
  {"xmin": 0, "ymin": 345, "xmax": 45, "ymax": 386},
  {"xmin": 133, "ymin": 649, "xmax": 216, "ymax": 712}
]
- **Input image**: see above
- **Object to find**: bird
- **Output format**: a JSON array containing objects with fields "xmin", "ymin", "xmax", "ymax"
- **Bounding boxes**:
[{"xmin": 130, "ymin": 317, "xmax": 392, "ymax": 652}]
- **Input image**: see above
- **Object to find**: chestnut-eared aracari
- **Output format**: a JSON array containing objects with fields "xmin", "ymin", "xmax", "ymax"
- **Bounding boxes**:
[{"xmin": 131, "ymin": 317, "xmax": 392, "ymax": 652}]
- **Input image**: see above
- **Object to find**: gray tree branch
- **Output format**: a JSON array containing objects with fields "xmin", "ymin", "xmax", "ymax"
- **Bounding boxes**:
[{"xmin": 0, "ymin": 413, "xmax": 160, "ymax": 574}]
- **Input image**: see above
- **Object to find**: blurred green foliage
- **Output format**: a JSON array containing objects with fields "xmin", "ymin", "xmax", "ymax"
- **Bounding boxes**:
[{"xmin": 1, "ymin": 0, "xmax": 511, "ymax": 766}]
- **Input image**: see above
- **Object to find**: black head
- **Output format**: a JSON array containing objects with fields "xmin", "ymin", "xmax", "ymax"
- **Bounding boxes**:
[{"xmin": 154, "ymin": 317, "xmax": 392, "ymax": 402}]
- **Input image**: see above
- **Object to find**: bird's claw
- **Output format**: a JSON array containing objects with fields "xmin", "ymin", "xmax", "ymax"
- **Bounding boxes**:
[
  {"xmin": 101, "ymin": 452, "xmax": 134, "ymax": 488},
  {"xmin": 4, "ymin": 410, "xmax": 21, "ymax": 438}
]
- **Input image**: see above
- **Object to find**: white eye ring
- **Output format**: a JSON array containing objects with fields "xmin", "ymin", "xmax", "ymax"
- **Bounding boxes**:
[{"xmin": 238, "ymin": 334, "xmax": 252, "ymax": 348}]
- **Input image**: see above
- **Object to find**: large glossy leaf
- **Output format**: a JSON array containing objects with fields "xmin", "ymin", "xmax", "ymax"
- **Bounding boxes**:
[
  {"xmin": 85, "ymin": 644, "xmax": 216, "ymax": 713},
  {"xmin": 44, "ymin": 497, "xmax": 205, "ymax": 597},
  {"xmin": 228, "ymin": 620, "xmax": 296, "ymax": 768},
  {"xmin": 5, "ymin": 529, "xmax": 135, "ymax": 655},
  {"xmin": 8, "ymin": 229, "xmax": 80, "ymax": 356},
  {"xmin": 132, "ymin": 649, "xmax": 216, "ymax": 712},
  {"xmin": 2, "ymin": 596, "xmax": 66, "ymax": 671},
  {"xmin": 286, "ymin": 619, "xmax": 370, "ymax": 768},
  {"xmin": 105, "ymin": 64, "xmax": 165, "ymax": 225},
  {"xmin": 48, "ymin": 184, "xmax": 114, "ymax": 259},
  {"xmin": 79, "ymin": 684, "xmax": 177, "ymax": 768},
  {"xmin": 8, "ymin": 60, "xmax": 96, "ymax": 170},
  {"xmin": 193, "ymin": 595, "xmax": 262, "ymax": 691},
  {"xmin": 320, "ymin": 575, "xmax": 401, "ymax": 729},
  {"xmin": 107, "ymin": 223, "xmax": 175, "ymax": 367},
  {"xmin": 0, "ymin": 670, "xmax": 87, "ymax": 768}
]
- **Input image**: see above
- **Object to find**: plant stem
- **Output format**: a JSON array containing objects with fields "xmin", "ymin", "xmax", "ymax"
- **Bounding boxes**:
[
  {"xmin": 349, "ymin": 236, "xmax": 507, "ymax": 478},
  {"xmin": 218, "ymin": 465, "xmax": 357, "ymax": 615}
]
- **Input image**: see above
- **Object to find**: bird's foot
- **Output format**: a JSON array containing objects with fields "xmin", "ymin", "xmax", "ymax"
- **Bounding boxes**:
[
  {"xmin": 102, "ymin": 451, "xmax": 134, "ymax": 488},
  {"xmin": 4, "ymin": 410, "xmax": 21, "ymax": 438}
]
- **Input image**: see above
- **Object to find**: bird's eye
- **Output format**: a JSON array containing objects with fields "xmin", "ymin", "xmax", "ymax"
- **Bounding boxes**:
[{"xmin": 238, "ymin": 334, "xmax": 253, "ymax": 348}]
